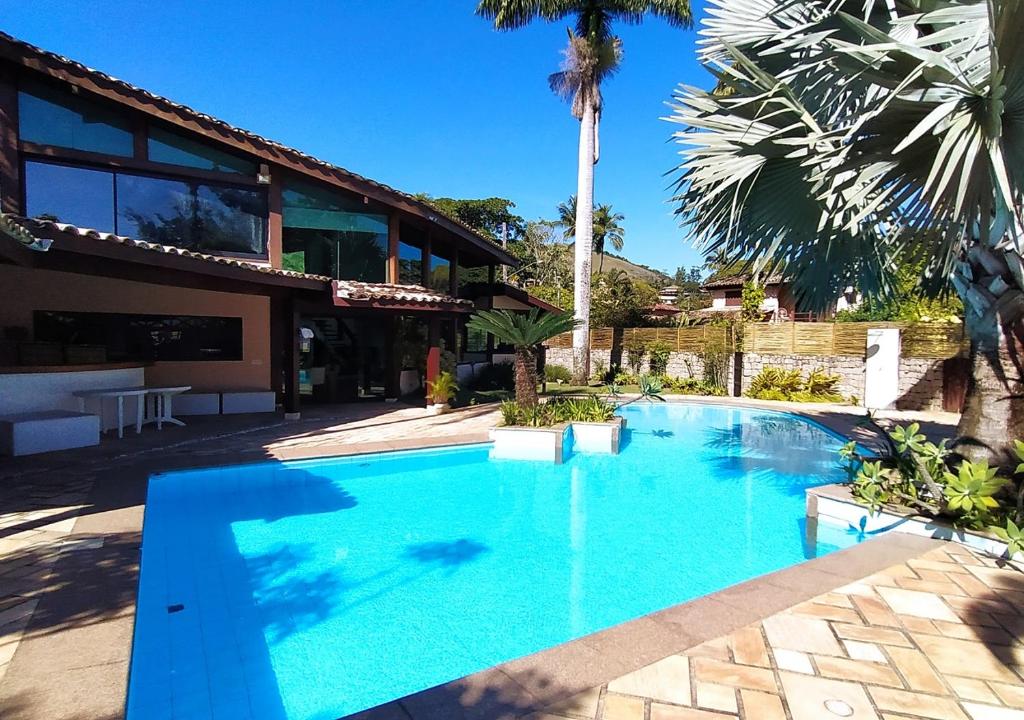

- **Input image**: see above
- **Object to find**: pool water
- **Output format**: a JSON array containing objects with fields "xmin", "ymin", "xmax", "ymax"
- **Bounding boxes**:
[{"xmin": 128, "ymin": 403, "xmax": 861, "ymax": 720}]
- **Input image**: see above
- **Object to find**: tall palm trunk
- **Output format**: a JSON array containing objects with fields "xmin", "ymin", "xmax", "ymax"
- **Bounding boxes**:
[
  {"xmin": 954, "ymin": 246, "xmax": 1024, "ymax": 466},
  {"xmin": 572, "ymin": 100, "xmax": 596, "ymax": 384},
  {"xmin": 514, "ymin": 346, "xmax": 540, "ymax": 408}
]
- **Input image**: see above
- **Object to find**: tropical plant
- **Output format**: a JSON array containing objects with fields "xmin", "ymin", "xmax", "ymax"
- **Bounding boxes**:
[
  {"xmin": 544, "ymin": 363, "xmax": 574, "ymax": 383},
  {"xmin": 747, "ymin": 367, "xmax": 844, "ymax": 403},
  {"xmin": 842, "ymin": 424, "xmax": 1022, "ymax": 535},
  {"xmin": 557, "ymin": 196, "xmax": 627, "ymax": 272},
  {"xmin": 479, "ymin": 0, "xmax": 693, "ymax": 384},
  {"xmin": 647, "ymin": 340, "xmax": 673, "ymax": 375},
  {"xmin": 623, "ymin": 335, "xmax": 648, "ymax": 375},
  {"xmin": 550, "ymin": 395, "xmax": 617, "ymax": 422},
  {"xmin": 427, "ymin": 371, "xmax": 459, "ymax": 406},
  {"xmin": 467, "ymin": 308, "xmax": 578, "ymax": 407},
  {"xmin": 666, "ymin": 0, "xmax": 1024, "ymax": 464},
  {"xmin": 590, "ymin": 270, "xmax": 659, "ymax": 327},
  {"xmin": 740, "ymin": 282, "xmax": 766, "ymax": 321}
]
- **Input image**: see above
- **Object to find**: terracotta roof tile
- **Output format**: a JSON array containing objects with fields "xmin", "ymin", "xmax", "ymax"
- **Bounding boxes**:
[
  {"xmin": 2, "ymin": 214, "xmax": 332, "ymax": 283},
  {"xmin": 333, "ymin": 280, "xmax": 473, "ymax": 309},
  {"xmin": 702, "ymin": 272, "xmax": 784, "ymax": 289},
  {"xmin": 2, "ymin": 213, "xmax": 472, "ymax": 309}
]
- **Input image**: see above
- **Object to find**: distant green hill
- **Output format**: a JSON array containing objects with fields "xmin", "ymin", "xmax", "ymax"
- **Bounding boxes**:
[{"xmin": 575, "ymin": 246, "xmax": 671, "ymax": 285}]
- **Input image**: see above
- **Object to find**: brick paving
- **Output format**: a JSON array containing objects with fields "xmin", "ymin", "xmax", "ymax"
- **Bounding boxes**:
[{"xmin": 539, "ymin": 544, "xmax": 1024, "ymax": 720}]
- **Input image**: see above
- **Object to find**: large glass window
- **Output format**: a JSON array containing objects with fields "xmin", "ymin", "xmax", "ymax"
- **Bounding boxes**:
[
  {"xmin": 34, "ymin": 311, "xmax": 243, "ymax": 362},
  {"xmin": 19, "ymin": 83, "xmax": 133, "ymax": 156},
  {"xmin": 117, "ymin": 175, "xmax": 267, "ymax": 254},
  {"xmin": 148, "ymin": 126, "xmax": 256, "ymax": 175},
  {"xmin": 24, "ymin": 162, "xmax": 115, "ymax": 231},
  {"xmin": 24, "ymin": 160, "xmax": 267, "ymax": 255},
  {"xmin": 281, "ymin": 180, "xmax": 387, "ymax": 282},
  {"xmin": 429, "ymin": 253, "xmax": 451, "ymax": 293},
  {"xmin": 398, "ymin": 242, "xmax": 422, "ymax": 285}
]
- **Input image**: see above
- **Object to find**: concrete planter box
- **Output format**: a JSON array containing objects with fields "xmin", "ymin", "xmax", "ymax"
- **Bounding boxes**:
[
  {"xmin": 570, "ymin": 416, "xmax": 626, "ymax": 455},
  {"xmin": 807, "ymin": 484, "xmax": 1019, "ymax": 561},
  {"xmin": 489, "ymin": 423, "xmax": 571, "ymax": 463}
]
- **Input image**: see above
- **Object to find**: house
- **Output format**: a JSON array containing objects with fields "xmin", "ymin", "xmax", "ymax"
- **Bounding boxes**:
[
  {"xmin": 700, "ymin": 273, "xmax": 858, "ymax": 322},
  {"xmin": 0, "ymin": 32, "xmax": 518, "ymax": 422}
]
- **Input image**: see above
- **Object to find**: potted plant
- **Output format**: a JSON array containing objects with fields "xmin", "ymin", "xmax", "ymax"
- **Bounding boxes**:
[{"xmin": 426, "ymin": 371, "xmax": 458, "ymax": 415}]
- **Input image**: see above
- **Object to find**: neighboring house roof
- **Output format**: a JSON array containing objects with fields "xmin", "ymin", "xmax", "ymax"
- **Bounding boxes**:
[
  {"xmin": 702, "ymin": 272, "xmax": 785, "ymax": 290},
  {"xmin": 649, "ymin": 302, "xmax": 682, "ymax": 315},
  {"xmin": 0, "ymin": 214, "xmax": 472, "ymax": 311},
  {"xmin": 0, "ymin": 31, "xmax": 517, "ymax": 268}
]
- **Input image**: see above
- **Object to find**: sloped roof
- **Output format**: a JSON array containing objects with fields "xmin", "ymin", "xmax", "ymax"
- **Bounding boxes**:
[
  {"xmin": 0, "ymin": 31, "xmax": 517, "ymax": 267},
  {"xmin": 1, "ymin": 214, "xmax": 473, "ymax": 310},
  {"xmin": 702, "ymin": 272, "xmax": 785, "ymax": 289},
  {"xmin": 0, "ymin": 214, "xmax": 331, "ymax": 284},
  {"xmin": 333, "ymin": 280, "xmax": 473, "ymax": 310}
]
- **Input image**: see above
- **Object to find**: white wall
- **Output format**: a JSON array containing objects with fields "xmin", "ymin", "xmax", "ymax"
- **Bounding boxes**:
[{"xmin": 0, "ymin": 367, "xmax": 146, "ymax": 431}]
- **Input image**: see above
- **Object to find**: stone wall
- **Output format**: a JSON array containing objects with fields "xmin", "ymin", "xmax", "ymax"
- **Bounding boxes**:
[
  {"xmin": 543, "ymin": 343, "xmax": 952, "ymax": 411},
  {"xmin": 896, "ymin": 358, "xmax": 945, "ymax": 412},
  {"xmin": 544, "ymin": 347, "xmax": 734, "ymax": 388},
  {"xmin": 740, "ymin": 352, "xmax": 866, "ymax": 401}
]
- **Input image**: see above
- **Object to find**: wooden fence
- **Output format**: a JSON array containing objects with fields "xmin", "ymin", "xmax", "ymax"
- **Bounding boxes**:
[{"xmin": 546, "ymin": 322, "xmax": 967, "ymax": 359}]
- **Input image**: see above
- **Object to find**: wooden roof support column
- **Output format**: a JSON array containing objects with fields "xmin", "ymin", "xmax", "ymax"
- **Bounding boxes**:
[
  {"xmin": 283, "ymin": 296, "xmax": 302, "ymax": 419},
  {"xmin": 387, "ymin": 213, "xmax": 400, "ymax": 284},
  {"xmin": 426, "ymin": 316, "xmax": 441, "ymax": 405},
  {"xmin": 422, "ymin": 231, "xmax": 432, "ymax": 288},
  {"xmin": 449, "ymin": 247, "xmax": 459, "ymax": 298},
  {"xmin": 268, "ymin": 169, "xmax": 284, "ymax": 268},
  {"xmin": 0, "ymin": 67, "xmax": 20, "ymax": 214}
]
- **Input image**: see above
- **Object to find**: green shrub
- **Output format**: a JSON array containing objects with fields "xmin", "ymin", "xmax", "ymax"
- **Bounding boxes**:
[
  {"xmin": 549, "ymin": 395, "xmax": 616, "ymax": 422},
  {"xmin": 544, "ymin": 364, "xmax": 573, "ymax": 384},
  {"xmin": 623, "ymin": 337, "xmax": 648, "ymax": 375},
  {"xmin": 613, "ymin": 371, "xmax": 639, "ymax": 386},
  {"xmin": 746, "ymin": 366, "xmax": 845, "ymax": 403},
  {"xmin": 648, "ymin": 340, "xmax": 673, "ymax": 376},
  {"xmin": 841, "ymin": 425, "xmax": 1024, "ymax": 541},
  {"xmin": 667, "ymin": 377, "xmax": 727, "ymax": 396}
]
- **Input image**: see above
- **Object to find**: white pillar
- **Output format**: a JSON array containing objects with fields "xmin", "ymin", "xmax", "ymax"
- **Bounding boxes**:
[{"xmin": 864, "ymin": 328, "xmax": 900, "ymax": 410}]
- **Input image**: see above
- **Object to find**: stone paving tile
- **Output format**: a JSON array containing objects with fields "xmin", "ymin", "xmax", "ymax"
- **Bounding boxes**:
[{"xmin": 548, "ymin": 545, "xmax": 1024, "ymax": 720}]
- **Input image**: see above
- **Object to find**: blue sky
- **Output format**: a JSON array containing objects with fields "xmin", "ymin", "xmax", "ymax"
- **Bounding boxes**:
[{"xmin": 3, "ymin": 0, "xmax": 712, "ymax": 274}]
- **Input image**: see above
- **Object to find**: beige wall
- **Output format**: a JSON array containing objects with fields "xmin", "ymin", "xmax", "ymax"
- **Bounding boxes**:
[{"xmin": 0, "ymin": 265, "xmax": 271, "ymax": 390}]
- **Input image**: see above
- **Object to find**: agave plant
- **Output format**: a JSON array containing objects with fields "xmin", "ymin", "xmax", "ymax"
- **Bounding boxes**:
[
  {"xmin": 667, "ymin": 0, "xmax": 1024, "ymax": 463},
  {"xmin": 467, "ymin": 308, "xmax": 578, "ymax": 408}
]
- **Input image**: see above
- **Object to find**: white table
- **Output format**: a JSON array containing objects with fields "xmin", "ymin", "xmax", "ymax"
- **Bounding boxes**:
[
  {"xmin": 73, "ymin": 387, "xmax": 148, "ymax": 439},
  {"xmin": 143, "ymin": 386, "xmax": 192, "ymax": 430}
]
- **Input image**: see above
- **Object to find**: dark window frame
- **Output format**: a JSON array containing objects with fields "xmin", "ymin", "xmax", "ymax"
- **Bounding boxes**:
[
  {"xmin": 22, "ymin": 156, "xmax": 269, "ymax": 260},
  {"xmin": 33, "ymin": 310, "xmax": 244, "ymax": 363}
]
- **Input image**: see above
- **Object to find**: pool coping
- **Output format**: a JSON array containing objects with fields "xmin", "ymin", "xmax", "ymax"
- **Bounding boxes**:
[
  {"xmin": 0, "ymin": 399, "xmax": 950, "ymax": 720},
  {"xmin": 346, "ymin": 532, "xmax": 943, "ymax": 720}
]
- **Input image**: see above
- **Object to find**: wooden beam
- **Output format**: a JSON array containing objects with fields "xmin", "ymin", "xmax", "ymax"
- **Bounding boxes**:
[
  {"xmin": 387, "ymin": 213, "xmax": 400, "ymax": 283},
  {"xmin": 0, "ymin": 67, "xmax": 20, "ymax": 214},
  {"xmin": 283, "ymin": 298, "xmax": 301, "ymax": 417},
  {"xmin": 268, "ymin": 168, "xmax": 283, "ymax": 268},
  {"xmin": 384, "ymin": 316, "xmax": 399, "ymax": 400},
  {"xmin": 421, "ymin": 232, "xmax": 432, "ymax": 288},
  {"xmin": 269, "ymin": 296, "xmax": 284, "ymax": 404},
  {"xmin": 449, "ymin": 248, "xmax": 460, "ymax": 298}
]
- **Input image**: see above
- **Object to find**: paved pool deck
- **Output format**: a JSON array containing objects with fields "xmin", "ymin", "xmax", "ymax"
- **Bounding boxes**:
[{"xmin": 1, "ymin": 397, "xmax": 1006, "ymax": 720}]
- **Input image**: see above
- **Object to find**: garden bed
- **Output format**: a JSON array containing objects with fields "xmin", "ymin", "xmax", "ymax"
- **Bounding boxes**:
[{"xmin": 806, "ymin": 483, "xmax": 1018, "ymax": 561}]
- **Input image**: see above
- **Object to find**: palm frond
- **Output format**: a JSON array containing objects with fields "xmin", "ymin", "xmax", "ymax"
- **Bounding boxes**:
[{"xmin": 467, "ymin": 308, "xmax": 578, "ymax": 348}]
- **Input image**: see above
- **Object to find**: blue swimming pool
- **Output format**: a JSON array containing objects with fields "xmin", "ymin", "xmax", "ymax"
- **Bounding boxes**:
[{"xmin": 127, "ymin": 402, "xmax": 861, "ymax": 720}]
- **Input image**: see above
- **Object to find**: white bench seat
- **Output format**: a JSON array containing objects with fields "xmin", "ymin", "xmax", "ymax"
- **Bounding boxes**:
[
  {"xmin": 221, "ymin": 390, "xmax": 276, "ymax": 415},
  {"xmin": 0, "ymin": 411, "xmax": 100, "ymax": 456}
]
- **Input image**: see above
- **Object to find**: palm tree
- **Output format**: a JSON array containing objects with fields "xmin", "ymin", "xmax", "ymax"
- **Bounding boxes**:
[
  {"xmin": 558, "ymin": 196, "xmax": 627, "ymax": 271},
  {"xmin": 666, "ymin": 0, "xmax": 1023, "ymax": 463},
  {"xmin": 477, "ymin": 1, "xmax": 693, "ymax": 384},
  {"xmin": 467, "ymin": 308, "xmax": 578, "ymax": 407}
]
